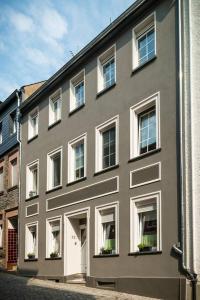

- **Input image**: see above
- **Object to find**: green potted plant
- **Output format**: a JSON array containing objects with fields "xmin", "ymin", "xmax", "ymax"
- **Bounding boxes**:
[
  {"xmin": 137, "ymin": 243, "xmax": 152, "ymax": 252},
  {"xmin": 27, "ymin": 252, "xmax": 35, "ymax": 259},
  {"xmin": 50, "ymin": 251, "xmax": 59, "ymax": 258},
  {"xmin": 101, "ymin": 247, "xmax": 112, "ymax": 255}
]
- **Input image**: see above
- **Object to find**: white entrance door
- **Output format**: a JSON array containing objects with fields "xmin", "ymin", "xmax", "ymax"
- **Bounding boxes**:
[{"xmin": 80, "ymin": 226, "xmax": 87, "ymax": 273}]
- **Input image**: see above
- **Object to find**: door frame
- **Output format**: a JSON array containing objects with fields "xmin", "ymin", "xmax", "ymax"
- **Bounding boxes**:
[{"xmin": 64, "ymin": 207, "xmax": 90, "ymax": 277}]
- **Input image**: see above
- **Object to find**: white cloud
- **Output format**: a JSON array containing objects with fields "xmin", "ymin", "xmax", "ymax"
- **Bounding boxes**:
[
  {"xmin": 24, "ymin": 47, "xmax": 54, "ymax": 67},
  {"xmin": 9, "ymin": 10, "xmax": 34, "ymax": 32},
  {"xmin": 0, "ymin": 78, "xmax": 19, "ymax": 101}
]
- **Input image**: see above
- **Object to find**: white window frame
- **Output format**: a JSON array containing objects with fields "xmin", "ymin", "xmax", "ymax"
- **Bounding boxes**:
[
  {"xmin": 46, "ymin": 216, "xmax": 62, "ymax": 258},
  {"xmin": 28, "ymin": 107, "xmax": 39, "ymax": 141},
  {"xmin": 68, "ymin": 133, "xmax": 87, "ymax": 183},
  {"xmin": 49, "ymin": 88, "xmax": 62, "ymax": 126},
  {"xmin": 47, "ymin": 147, "xmax": 62, "ymax": 191},
  {"xmin": 132, "ymin": 12, "xmax": 156, "ymax": 70},
  {"xmin": 95, "ymin": 202, "xmax": 119, "ymax": 256},
  {"xmin": 26, "ymin": 159, "xmax": 39, "ymax": 199},
  {"xmin": 130, "ymin": 191, "xmax": 161, "ymax": 253},
  {"xmin": 95, "ymin": 115, "xmax": 119, "ymax": 173},
  {"xmin": 10, "ymin": 158, "xmax": 18, "ymax": 187},
  {"xmin": 97, "ymin": 44, "xmax": 116, "ymax": 93},
  {"xmin": 25, "ymin": 221, "xmax": 38, "ymax": 259},
  {"xmin": 130, "ymin": 92, "xmax": 160, "ymax": 159},
  {"xmin": 70, "ymin": 69, "xmax": 85, "ymax": 112}
]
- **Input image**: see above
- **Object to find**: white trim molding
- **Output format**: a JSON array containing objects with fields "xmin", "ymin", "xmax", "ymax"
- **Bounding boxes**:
[
  {"xmin": 130, "ymin": 92, "xmax": 160, "ymax": 159},
  {"xmin": 130, "ymin": 162, "xmax": 161, "ymax": 188},
  {"xmin": 25, "ymin": 203, "xmax": 39, "ymax": 218},
  {"xmin": 95, "ymin": 115, "xmax": 119, "ymax": 173},
  {"xmin": 95, "ymin": 201, "xmax": 119, "ymax": 256},
  {"xmin": 25, "ymin": 221, "xmax": 39, "ymax": 259},
  {"xmin": 130, "ymin": 191, "xmax": 162, "ymax": 253},
  {"xmin": 49, "ymin": 88, "xmax": 62, "ymax": 126},
  {"xmin": 28, "ymin": 106, "xmax": 39, "ymax": 141},
  {"xmin": 26, "ymin": 159, "xmax": 39, "ymax": 199},
  {"xmin": 70, "ymin": 69, "xmax": 85, "ymax": 112},
  {"xmin": 67, "ymin": 133, "xmax": 87, "ymax": 184}
]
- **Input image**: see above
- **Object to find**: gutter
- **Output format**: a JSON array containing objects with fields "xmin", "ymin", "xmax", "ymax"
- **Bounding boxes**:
[{"xmin": 173, "ymin": 0, "xmax": 197, "ymax": 299}]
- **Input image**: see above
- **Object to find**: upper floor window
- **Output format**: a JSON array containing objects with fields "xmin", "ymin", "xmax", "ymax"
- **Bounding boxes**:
[
  {"xmin": 132, "ymin": 13, "xmax": 156, "ymax": 69},
  {"xmin": 0, "ymin": 164, "xmax": 4, "ymax": 192},
  {"xmin": 10, "ymin": 110, "xmax": 17, "ymax": 135},
  {"xmin": 130, "ymin": 92, "xmax": 160, "ymax": 159},
  {"xmin": 10, "ymin": 158, "xmax": 18, "ymax": 187},
  {"xmin": 95, "ymin": 116, "xmax": 119, "ymax": 172},
  {"xmin": 26, "ymin": 160, "xmax": 39, "ymax": 199},
  {"xmin": 70, "ymin": 70, "xmax": 85, "ymax": 112},
  {"xmin": 97, "ymin": 45, "xmax": 116, "ymax": 93},
  {"xmin": 28, "ymin": 108, "xmax": 38, "ymax": 140},
  {"xmin": 68, "ymin": 133, "xmax": 87, "ymax": 183},
  {"xmin": 49, "ymin": 89, "xmax": 61, "ymax": 126},
  {"xmin": 47, "ymin": 147, "xmax": 62, "ymax": 190},
  {"xmin": 0, "ymin": 123, "xmax": 2, "ymax": 144}
]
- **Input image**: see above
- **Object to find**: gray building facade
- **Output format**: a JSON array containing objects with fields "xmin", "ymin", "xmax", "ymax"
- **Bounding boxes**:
[{"xmin": 18, "ymin": 0, "xmax": 200, "ymax": 299}]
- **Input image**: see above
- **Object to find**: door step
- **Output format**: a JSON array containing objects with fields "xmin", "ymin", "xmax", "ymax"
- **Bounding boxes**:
[{"xmin": 66, "ymin": 273, "xmax": 86, "ymax": 284}]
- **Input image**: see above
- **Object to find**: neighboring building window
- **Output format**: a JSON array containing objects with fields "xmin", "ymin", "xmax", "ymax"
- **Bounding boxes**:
[
  {"xmin": 132, "ymin": 13, "xmax": 156, "ymax": 69},
  {"xmin": 95, "ymin": 116, "xmax": 119, "ymax": 172},
  {"xmin": 47, "ymin": 147, "xmax": 62, "ymax": 190},
  {"xmin": 0, "ymin": 166, "xmax": 4, "ymax": 191},
  {"xmin": 10, "ymin": 158, "xmax": 18, "ymax": 187},
  {"xmin": 130, "ymin": 192, "xmax": 161, "ymax": 253},
  {"xmin": 0, "ymin": 224, "xmax": 3, "ymax": 248},
  {"xmin": 0, "ymin": 123, "xmax": 2, "ymax": 144},
  {"xmin": 26, "ymin": 160, "xmax": 39, "ymax": 198},
  {"xmin": 10, "ymin": 110, "xmax": 17, "ymax": 135},
  {"xmin": 46, "ymin": 217, "xmax": 61, "ymax": 258},
  {"xmin": 68, "ymin": 133, "xmax": 87, "ymax": 183},
  {"xmin": 70, "ymin": 70, "xmax": 85, "ymax": 112},
  {"xmin": 28, "ymin": 109, "xmax": 38, "ymax": 140},
  {"xmin": 25, "ymin": 222, "xmax": 38, "ymax": 259},
  {"xmin": 95, "ymin": 203, "xmax": 119, "ymax": 255},
  {"xmin": 130, "ymin": 92, "xmax": 160, "ymax": 159},
  {"xmin": 49, "ymin": 89, "xmax": 61, "ymax": 126},
  {"xmin": 98, "ymin": 45, "xmax": 116, "ymax": 92}
]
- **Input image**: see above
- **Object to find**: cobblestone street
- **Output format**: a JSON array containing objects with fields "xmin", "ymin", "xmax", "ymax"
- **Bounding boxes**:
[{"xmin": 0, "ymin": 272, "xmax": 159, "ymax": 300}]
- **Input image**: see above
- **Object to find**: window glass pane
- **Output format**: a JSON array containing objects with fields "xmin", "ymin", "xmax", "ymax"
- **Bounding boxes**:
[
  {"xmin": 139, "ymin": 108, "xmax": 156, "ymax": 154},
  {"xmin": 138, "ymin": 28, "xmax": 155, "ymax": 65},
  {"xmin": 102, "ymin": 127, "xmax": 116, "ymax": 169},
  {"xmin": 139, "ymin": 209, "xmax": 157, "ymax": 248},
  {"xmin": 52, "ymin": 154, "xmax": 60, "ymax": 187},
  {"xmin": 103, "ymin": 58, "xmax": 115, "ymax": 89},
  {"xmin": 75, "ymin": 81, "xmax": 84, "ymax": 107},
  {"xmin": 11, "ymin": 158, "xmax": 18, "ymax": 186},
  {"xmin": 74, "ymin": 143, "xmax": 84, "ymax": 180}
]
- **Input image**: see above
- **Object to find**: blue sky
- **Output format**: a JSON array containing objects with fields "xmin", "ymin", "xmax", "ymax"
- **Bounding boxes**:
[{"xmin": 0, "ymin": 0, "xmax": 135, "ymax": 101}]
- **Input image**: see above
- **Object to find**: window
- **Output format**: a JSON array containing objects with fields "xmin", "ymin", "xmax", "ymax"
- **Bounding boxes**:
[
  {"xmin": 0, "ymin": 122, "xmax": 2, "ymax": 144},
  {"xmin": 47, "ymin": 147, "xmax": 62, "ymax": 190},
  {"xmin": 95, "ymin": 116, "xmax": 119, "ymax": 172},
  {"xmin": 25, "ymin": 222, "xmax": 38, "ymax": 259},
  {"xmin": 0, "ymin": 166, "xmax": 4, "ymax": 191},
  {"xmin": 26, "ymin": 160, "xmax": 39, "ymax": 198},
  {"xmin": 130, "ymin": 92, "xmax": 160, "ymax": 159},
  {"xmin": 28, "ymin": 108, "xmax": 38, "ymax": 140},
  {"xmin": 132, "ymin": 13, "xmax": 156, "ymax": 69},
  {"xmin": 97, "ymin": 45, "xmax": 116, "ymax": 92},
  {"xmin": 10, "ymin": 110, "xmax": 17, "ymax": 135},
  {"xmin": 49, "ymin": 89, "xmax": 61, "ymax": 126},
  {"xmin": 10, "ymin": 158, "xmax": 18, "ymax": 187},
  {"xmin": 95, "ymin": 203, "xmax": 119, "ymax": 255},
  {"xmin": 70, "ymin": 70, "xmax": 85, "ymax": 112},
  {"xmin": 130, "ymin": 192, "xmax": 161, "ymax": 253},
  {"xmin": 0, "ymin": 224, "xmax": 3, "ymax": 248},
  {"xmin": 46, "ymin": 217, "xmax": 61, "ymax": 258},
  {"xmin": 68, "ymin": 133, "xmax": 87, "ymax": 183}
]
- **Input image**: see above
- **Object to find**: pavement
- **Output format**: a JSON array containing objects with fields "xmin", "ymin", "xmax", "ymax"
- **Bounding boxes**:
[{"xmin": 0, "ymin": 272, "xmax": 160, "ymax": 300}]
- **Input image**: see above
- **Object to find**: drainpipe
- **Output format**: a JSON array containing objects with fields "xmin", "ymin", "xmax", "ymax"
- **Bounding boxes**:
[
  {"xmin": 173, "ymin": 0, "xmax": 197, "ymax": 299},
  {"xmin": 15, "ymin": 90, "xmax": 21, "ymax": 272}
]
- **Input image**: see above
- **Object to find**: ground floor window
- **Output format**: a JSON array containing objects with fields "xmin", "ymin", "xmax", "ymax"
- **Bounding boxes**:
[
  {"xmin": 25, "ymin": 222, "xmax": 38, "ymax": 259},
  {"xmin": 95, "ymin": 203, "xmax": 118, "ymax": 255},
  {"xmin": 46, "ymin": 217, "xmax": 61, "ymax": 258},
  {"xmin": 130, "ymin": 192, "xmax": 161, "ymax": 253}
]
